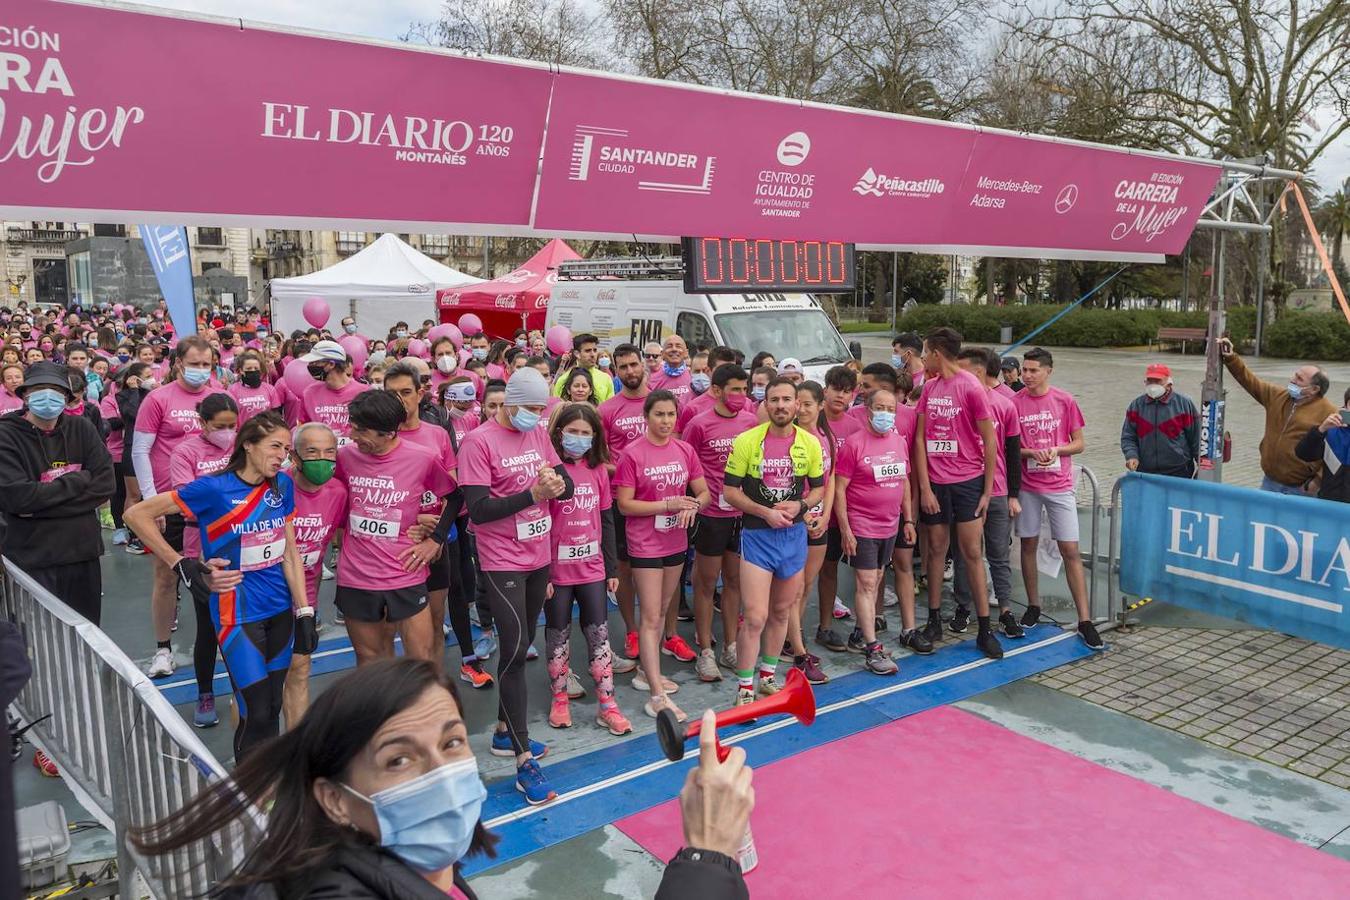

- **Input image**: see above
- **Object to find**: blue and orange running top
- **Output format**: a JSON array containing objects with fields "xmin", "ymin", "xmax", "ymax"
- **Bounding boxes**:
[{"xmin": 173, "ymin": 471, "xmax": 295, "ymax": 627}]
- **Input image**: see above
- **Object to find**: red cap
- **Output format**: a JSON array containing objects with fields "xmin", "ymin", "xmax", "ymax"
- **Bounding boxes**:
[{"xmin": 1145, "ymin": 363, "xmax": 1171, "ymax": 380}]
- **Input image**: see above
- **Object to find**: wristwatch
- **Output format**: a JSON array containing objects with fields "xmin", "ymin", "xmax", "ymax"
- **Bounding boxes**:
[{"xmin": 670, "ymin": 846, "xmax": 741, "ymax": 875}]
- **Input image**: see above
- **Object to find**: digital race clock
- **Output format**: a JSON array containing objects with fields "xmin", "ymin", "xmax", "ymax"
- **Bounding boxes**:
[{"xmin": 681, "ymin": 237, "xmax": 856, "ymax": 294}]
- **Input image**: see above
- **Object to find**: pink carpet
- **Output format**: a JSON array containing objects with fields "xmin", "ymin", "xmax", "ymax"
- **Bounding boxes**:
[{"xmin": 616, "ymin": 706, "xmax": 1350, "ymax": 898}]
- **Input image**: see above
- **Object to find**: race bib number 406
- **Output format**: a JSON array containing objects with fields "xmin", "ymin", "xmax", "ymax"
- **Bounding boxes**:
[{"xmin": 350, "ymin": 510, "xmax": 400, "ymax": 541}]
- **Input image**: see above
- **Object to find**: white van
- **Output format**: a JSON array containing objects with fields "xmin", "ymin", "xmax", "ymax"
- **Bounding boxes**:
[{"xmin": 547, "ymin": 258, "xmax": 858, "ymax": 383}]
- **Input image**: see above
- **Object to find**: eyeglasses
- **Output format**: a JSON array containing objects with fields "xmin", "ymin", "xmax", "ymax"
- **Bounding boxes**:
[{"xmin": 643, "ymin": 354, "xmax": 660, "ymax": 360}]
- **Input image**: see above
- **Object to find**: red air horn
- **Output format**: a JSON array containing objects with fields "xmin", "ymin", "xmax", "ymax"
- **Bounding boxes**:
[{"xmin": 656, "ymin": 667, "xmax": 817, "ymax": 762}]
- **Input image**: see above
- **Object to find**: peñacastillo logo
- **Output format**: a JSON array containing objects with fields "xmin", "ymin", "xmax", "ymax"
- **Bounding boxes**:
[{"xmin": 852, "ymin": 167, "xmax": 945, "ymax": 199}]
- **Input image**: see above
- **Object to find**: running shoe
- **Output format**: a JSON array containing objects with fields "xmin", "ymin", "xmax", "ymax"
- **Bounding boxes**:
[
  {"xmin": 897, "ymin": 628, "xmax": 935, "ymax": 655},
  {"xmin": 815, "ymin": 626, "xmax": 847, "ymax": 653},
  {"xmin": 874, "ymin": 614, "xmax": 888, "ymax": 633},
  {"xmin": 632, "ymin": 671, "xmax": 679, "ymax": 694},
  {"xmin": 491, "ymin": 732, "xmax": 549, "ymax": 759},
  {"xmin": 321, "ymin": 564, "xmax": 334, "ymax": 582},
  {"xmin": 920, "ymin": 616, "xmax": 943, "ymax": 644},
  {"xmin": 124, "ymin": 537, "xmax": 148, "ymax": 555},
  {"xmin": 734, "ymin": 686, "xmax": 757, "ymax": 723},
  {"xmin": 33, "ymin": 750, "xmax": 58, "ymax": 778},
  {"xmin": 193, "ymin": 693, "xmax": 218, "ymax": 728},
  {"xmin": 1078, "ymin": 620, "xmax": 1105, "ymax": 650},
  {"xmin": 949, "ymin": 606, "xmax": 971, "ymax": 634},
  {"xmin": 549, "ymin": 694, "xmax": 572, "ymax": 729},
  {"xmin": 611, "ymin": 654, "xmax": 637, "ymax": 674},
  {"xmin": 112, "ymin": 527, "xmax": 129, "ymax": 546},
  {"xmin": 566, "ymin": 669, "xmax": 587, "ymax": 699},
  {"xmin": 98, "ymin": 507, "xmax": 114, "ymax": 529},
  {"xmin": 147, "ymin": 647, "xmax": 174, "ymax": 678},
  {"xmin": 696, "ymin": 649, "xmax": 722, "ymax": 682},
  {"xmin": 677, "ymin": 600, "xmax": 695, "ymax": 622},
  {"xmin": 882, "ymin": 585, "xmax": 899, "ymax": 608},
  {"xmin": 1020, "ymin": 605, "xmax": 1042, "ymax": 629},
  {"xmin": 793, "ymin": 653, "xmax": 828, "ymax": 685},
  {"xmin": 442, "ymin": 620, "xmax": 452, "ymax": 642},
  {"xmin": 661, "ymin": 634, "xmax": 697, "ymax": 662},
  {"xmin": 846, "ymin": 626, "xmax": 867, "ymax": 653},
  {"xmin": 782, "ymin": 638, "xmax": 793, "ymax": 657},
  {"xmin": 999, "ymin": 610, "xmax": 1025, "ymax": 639},
  {"xmin": 623, "ymin": 631, "xmax": 639, "ymax": 659},
  {"xmin": 832, "ymin": 597, "xmax": 852, "ymax": 619},
  {"xmin": 334, "ymin": 607, "xmax": 346, "ymax": 627},
  {"xmin": 526, "ymin": 644, "xmax": 539, "ymax": 661},
  {"xmin": 170, "ymin": 600, "xmax": 179, "ymax": 633},
  {"xmin": 515, "ymin": 759, "xmax": 557, "ymax": 805},
  {"xmin": 718, "ymin": 642, "xmax": 738, "ymax": 670},
  {"xmin": 756, "ymin": 677, "xmax": 781, "ymax": 698},
  {"xmin": 596, "ymin": 705, "xmax": 633, "ymax": 736},
  {"xmin": 975, "ymin": 631, "xmax": 1004, "ymax": 660},
  {"xmin": 459, "ymin": 661, "xmax": 494, "ymax": 689},
  {"xmin": 864, "ymin": 642, "xmax": 898, "ymax": 675},
  {"xmin": 644, "ymin": 693, "xmax": 687, "ymax": 722},
  {"xmin": 473, "ymin": 632, "xmax": 496, "ymax": 660},
  {"xmin": 943, "ymin": 558, "xmax": 954, "ymax": 582}
]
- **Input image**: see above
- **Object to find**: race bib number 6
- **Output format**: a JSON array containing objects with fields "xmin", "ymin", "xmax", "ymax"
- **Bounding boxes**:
[
  {"xmin": 926, "ymin": 439, "xmax": 957, "ymax": 456},
  {"xmin": 240, "ymin": 531, "xmax": 284, "ymax": 571}
]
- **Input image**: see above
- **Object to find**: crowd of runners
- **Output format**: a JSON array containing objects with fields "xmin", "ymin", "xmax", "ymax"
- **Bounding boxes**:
[{"xmin": 2, "ymin": 299, "xmax": 1119, "ymax": 805}]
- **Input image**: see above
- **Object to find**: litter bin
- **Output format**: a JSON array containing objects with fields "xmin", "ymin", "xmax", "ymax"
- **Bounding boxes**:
[{"xmin": 999, "ymin": 323, "xmax": 1013, "ymax": 344}]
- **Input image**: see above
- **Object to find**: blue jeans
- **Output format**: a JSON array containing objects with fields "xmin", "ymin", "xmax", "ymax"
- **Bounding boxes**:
[{"xmin": 1260, "ymin": 475, "xmax": 1307, "ymax": 496}]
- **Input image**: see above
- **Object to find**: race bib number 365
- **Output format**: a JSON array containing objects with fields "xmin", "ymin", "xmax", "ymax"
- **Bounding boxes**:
[{"xmin": 516, "ymin": 514, "xmax": 552, "ymax": 541}]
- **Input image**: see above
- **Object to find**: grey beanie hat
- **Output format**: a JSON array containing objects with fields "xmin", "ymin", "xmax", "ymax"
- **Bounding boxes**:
[{"xmin": 504, "ymin": 366, "xmax": 550, "ymax": 406}]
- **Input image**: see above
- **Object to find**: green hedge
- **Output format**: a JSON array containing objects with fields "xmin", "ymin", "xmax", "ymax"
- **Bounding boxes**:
[
  {"xmin": 1263, "ymin": 311, "xmax": 1350, "ymax": 361},
  {"xmin": 892, "ymin": 303, "xmax": 1259, "ymax": 350}
]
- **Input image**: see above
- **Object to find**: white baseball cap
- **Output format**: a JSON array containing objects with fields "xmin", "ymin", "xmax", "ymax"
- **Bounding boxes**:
[
  {"xmin": 298, "ymin": 340, "xmax": 348, "ymax": 364},
  {"xmin": 777, "ymin": 357, "xmax": 803, "ymax": 375}
]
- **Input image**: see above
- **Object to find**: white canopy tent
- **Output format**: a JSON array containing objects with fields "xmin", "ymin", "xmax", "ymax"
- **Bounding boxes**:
[{"xmin": 268, "ymin": 233, "xmax": 481, "ymax": 340}]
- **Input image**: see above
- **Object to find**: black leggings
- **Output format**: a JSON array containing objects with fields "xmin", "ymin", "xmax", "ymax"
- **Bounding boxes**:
[
  {"xmin": 111, "ymin": 460, "xmax": 128, "ymax": 529},
  {"xmin": 193, "ymin": 596, "xmax": 219, "ymax": 697},
  {"xmin": 468, "ymin": 531, "xmax": 493, "ymax": 630},
  {"xmin": 219, "ymin": 609, "xmax": 293, "ymax": 760},
  {"xmin": 485, "ymin": 567, "xmax": 549, "ymax": 755},
  {"xmin": 545, "ymin": 581, "xmax": 614, "ymax": 701},
  {"xmin": 443, "ymin": 539, "xmax": 475, "ymax": 661}
]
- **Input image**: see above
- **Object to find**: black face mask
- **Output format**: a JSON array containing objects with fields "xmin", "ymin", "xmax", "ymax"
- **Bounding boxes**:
[
  {"xmin": 241, "ymin": 370, "xmax": 263, "ymax": 389},
  {"xmin": 307, "ymin": 363, "xmax": 328, "ymax": 381}
]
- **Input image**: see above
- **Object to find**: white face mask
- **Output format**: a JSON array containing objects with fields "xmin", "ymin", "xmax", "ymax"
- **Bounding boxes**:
[
  {"xmin": 1144, "ymin": 383, "xmax": 1167, "ymax": 400},
  {"xmin": 436, "ymin": 354, "xmax": 457, "ymax": 374}
]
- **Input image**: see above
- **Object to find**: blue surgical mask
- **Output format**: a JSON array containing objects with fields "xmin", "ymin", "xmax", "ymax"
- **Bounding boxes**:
[
  {"xmin": 515, "ymin": 338, "xmax": 527, "ymax": 348},
  {"xmin": 472, "ymin": 348, "xmax": 488, "ymax": 362},
  {"xmin": 344, "ymin": 324, "xmax": 358, "ymax": 335},
  {"xmin": 510, "ymin": 406, "xmax": 540, "ymax": 431},
  {"xmin": 116, "ymin": 352, "xmax": 130, "ymax": 362},
  {"xmin": 342, "ymin": 758, "xmax": 486, "ymax": 873},
  {"xmin": 1287, "ymin": 382, "xmax": 1302, "ymax": 401},
  {"xmin": 182, "ymin": 367, "xmax": 211, "ymax": 388},
  {"xmin": 690, "ymin": 373, "xmax": 711, "ymax": 394},
  {"xmin": 396, "ymin": 329, "xmax": 408, "ymax": 339},
  {"xmin": 751, "ymin": 386, "xmax": 766, "ymax": 402},
  {"xmin": 25, "ymin": 388, "xmax": 68, "ymax": 421},
  {"xmin": 561, "ymin": 432, "xmax": 593, "ymax": 457},
  {"xmin": 891, "ymin": 354, "xmax": 905, "ymax": 369},
  {"xmin": 598, "ymin": 356, "xmax": 611, "ymax": 369},
  {"xmin": 871, "ymin": 410, "xmax": 895, "ymax": 432}
]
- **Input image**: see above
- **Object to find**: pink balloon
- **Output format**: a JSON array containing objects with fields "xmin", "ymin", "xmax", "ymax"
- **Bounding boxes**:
[
  {"xmin": 546, "ymin": 324, "xmax": 572, "ymax": 356},
  {"xmin": 338, "ymin": 334, "xmax": 368, "ymax": 371},
  {"xmin": 283, "ymin": 356, "xmax": 317, "ymax": 394},
  {"xmin": 302, "ymin": 297, "xmax": 331, "ymax": 329},
  {"xmin": 406, "ymin": 338, "xmax": 429, "ymax": 359},
  {"xmin": 112, "ymin": 303, "xmax": 124, "ymax": 314},
  {"xmin": 427, "ymin": 323, "xmax": 463, "ymax": 348},
  {"xmin": 458, "ymin": 313, "xmax": 482, "ymax": 337}
]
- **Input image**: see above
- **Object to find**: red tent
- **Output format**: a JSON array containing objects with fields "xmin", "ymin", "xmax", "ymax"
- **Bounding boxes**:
[{"xmin": 437, "ymin": 238, "xmax": 581, "ymax": 338}]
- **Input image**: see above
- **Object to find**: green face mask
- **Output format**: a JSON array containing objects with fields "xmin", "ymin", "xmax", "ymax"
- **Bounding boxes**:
[{"xmin": 298, "ymin": 458, "xmax": 336, "ymax": 485}]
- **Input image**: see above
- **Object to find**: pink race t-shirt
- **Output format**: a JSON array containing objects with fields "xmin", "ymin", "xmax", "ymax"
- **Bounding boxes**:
[
  {"xmin": 301, "ymin": 379, "xmax": 369, "ymax": 439},
  {"xmin": 98, "ymin": 392, "xmax": 123, "ymax": 459},
  {"xmin": 458, "ymin": 418, "xmax": 562, "ymax": 572},
  {"xmin": 682, "ymin": 406, "xmax": 759, "ymax": 517},
  {"xmin": 676, "ymin": 390, "xmax": 715, "ymax": 433},
  {"xmin": 598, "ymin": 392, "xmax": 649, "ymax": 461},
  {"xmin": 398, "ymin": 420, "xmax": 459, "ymax": 513},
  {"xmin": 835, "ymin": 424, "xmax": 909, "ymax": 539},
  {"xmin": 0, "ymin": 388, "xmax": 23, "ymax": 415},
  {"xmin": 551, "ymin": 459, "xmax": 612, "ymax": 586},
  {"xmin": 612, "ymin": 436, "xmax": 703, "ymax": 559},
  {"xmin": 336, "ymin": 439, "xmax": 455, "ymax": 590},
  {"xmin": 292, "ymin": 478, "xmax": 347, "ymax": 604},
  {"xmin": 169, "ymin": 435, "xmax": 232, "ymax": 557},
  {"xmin": 133, "ymin": 380, "xmax": 214, "ymax": 493},
  {"xmin": 228, "ymin": 381, "xmax": 279, "ymax": 424},
  {"xmin": 1013, "ymin": 386, "xmax": 1084, "ymax": 494},
  {"xmin": 994, "ymin": 382, "xmax": 1017, "ymax": 400},
  {"xmin": 919, "ymin": 370, "xmax": 992, "ymax": 485},
  {"xmin": 649, "ymin": 369, "xmax": 693, "ymax": 407},
  {"xmin": 987, "ymin": 388, "xmax": 1021, "ymax": 498}
]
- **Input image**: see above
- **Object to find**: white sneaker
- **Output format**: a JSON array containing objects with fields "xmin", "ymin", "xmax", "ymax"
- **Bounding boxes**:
[
  {"xmin": 322, "ymin": 565, "xmax": 334, "ymax": 581},
  {"xmin": 696, "ymin": 648, "xmax": 722, "ymax": 682},
  {"xmin": 882, "ymin": 586, "xmax": 899, "ymax": 608},
  {"xmin": 147, "ymin": 647, "xmax": 174, "ymax": 678},
  {"xmin": 832, "ymin": 597, "xmax": 852, "ymax": 619},
  {"xmin": 611, "ymin": 654, "xmax": 637, "ymax": 674},
  {"xmin": 943, "ymin": 559, "xmax": 954, "ymax": 582},
  {"xmin": 631, "ymin": 671, "xmax": 679, "ymax": 694},
  {"xmin": 718, "ymin": 641, "xmax": 738, "ymax": 670},
  {"xmin": 565, "ymin": 669, "xmax": 587, "ymax": 699}
]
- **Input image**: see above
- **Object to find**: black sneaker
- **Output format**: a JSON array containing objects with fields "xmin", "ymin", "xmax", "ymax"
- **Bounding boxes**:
[
  {"xmin": 1078, "ymin": 620, "xmax": 1105, "ymax": 650},
  {"xmin": 815, "ymin": 625, "xmax": 847, "ymax": 653},
  {"xmin": 1020, "ymin": 605, "xmax": 1041, "ymax": 629},
  {"xmin": 898, "ymin": 628, "xmax": 934, "ymax": 655},
  {"xmin": 677, "ymin": 600, "xmax": 694, "ymax": 622},
  {"xmin": 998, "ymin": 610, "xmax": 1025, "ymax": 639},
  {"xmin": 874, "ymin": 614, "xmax": 887, "ymax": 633},
  {"xmin": 921, "ymin": 616, "xmax": 943, "ymax": 644},
  {"xmin": 975, "ymin": 631, "xmax": 1004, "ymax": 660},
  {"xmin": 846, "ymin": 626, "xmax": 867, "ymax": 653},
  {"xmin": 949, "ymin": 606, "xmax": 971, "ymax": 634}
]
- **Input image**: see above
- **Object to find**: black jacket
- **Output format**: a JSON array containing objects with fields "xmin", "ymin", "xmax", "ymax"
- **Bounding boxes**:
[
  {"xmin": 112, "ymin": 386, "xmax": 151, "ymax": 464},
  {"xmin": 0, "ymin": 409, "xmax": 115, "ymax": 569},
  {"xmin": 1295, "ymin": 425, "xmax": 1350, "ymax": 503}
]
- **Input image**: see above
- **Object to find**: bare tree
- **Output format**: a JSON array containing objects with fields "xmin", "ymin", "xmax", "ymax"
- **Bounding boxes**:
[{"xmin": 405, "ymin": 0, "xmax": 604, "ymax": 67}]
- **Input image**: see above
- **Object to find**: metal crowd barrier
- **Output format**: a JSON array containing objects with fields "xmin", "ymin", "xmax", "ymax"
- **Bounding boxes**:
[
  {"xmin": 1, "ymin": 558, "xmax": 252, "ymax": 898},
  {"xmin": 1074, "ymin": 464, "xmax": 1104, "ymax": 622}
]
